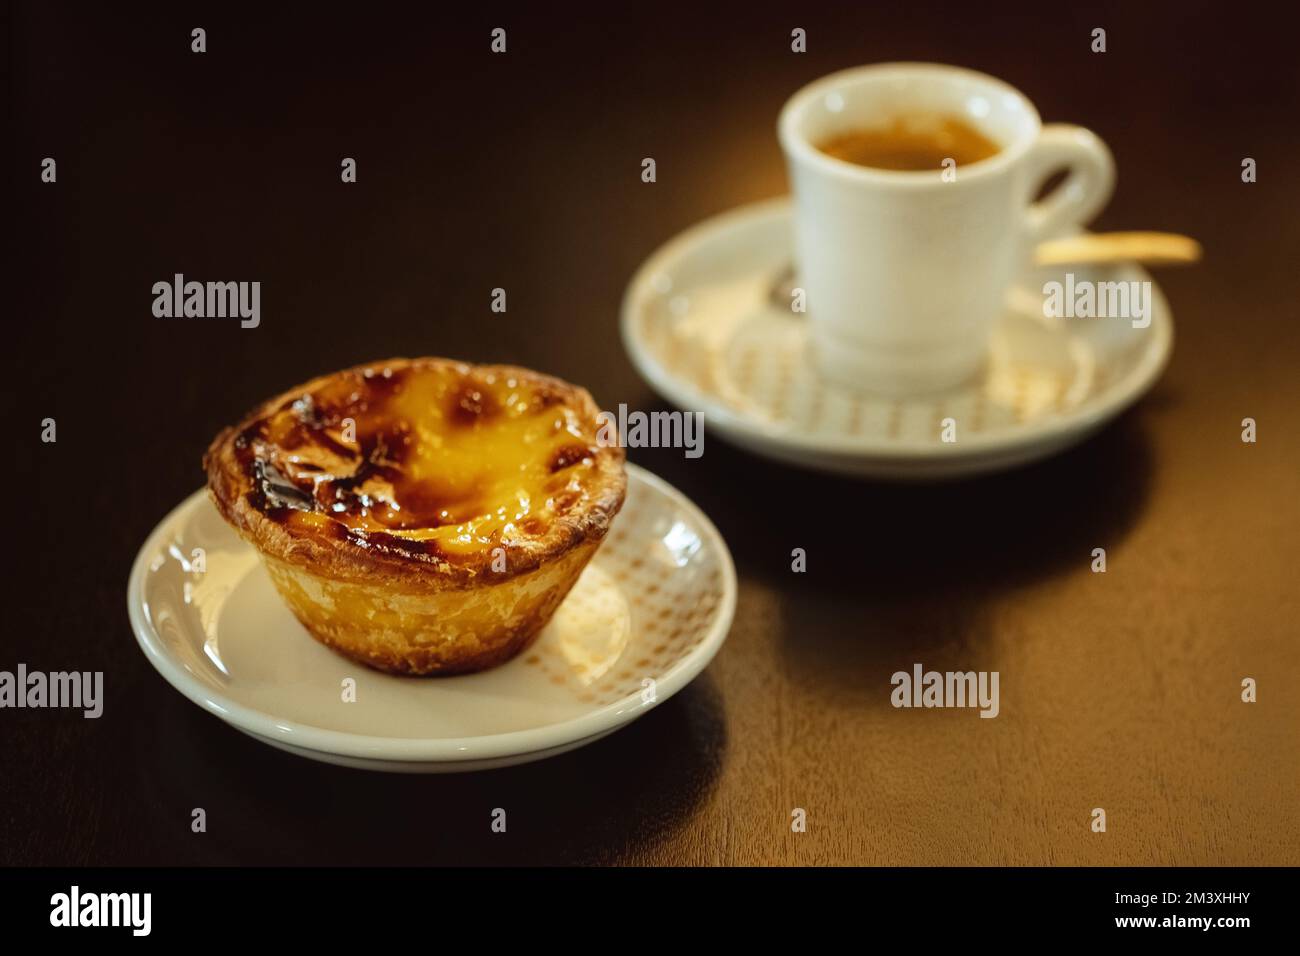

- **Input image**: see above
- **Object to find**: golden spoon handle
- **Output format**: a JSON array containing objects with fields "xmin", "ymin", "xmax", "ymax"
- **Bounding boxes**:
[{"xmin": 1034, "ymin": 231, "xmax": 1202, "ymax": 268}]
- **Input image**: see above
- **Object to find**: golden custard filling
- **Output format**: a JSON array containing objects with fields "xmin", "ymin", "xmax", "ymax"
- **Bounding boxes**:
[{"xmin": 234, "ymin": 362, "xmax": 602, "ymax": 560}]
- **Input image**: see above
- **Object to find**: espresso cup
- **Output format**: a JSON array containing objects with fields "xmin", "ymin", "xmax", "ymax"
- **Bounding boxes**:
[{"xmin": 779, "ymin": 63, "xmax": 1115, "ymax": 395}]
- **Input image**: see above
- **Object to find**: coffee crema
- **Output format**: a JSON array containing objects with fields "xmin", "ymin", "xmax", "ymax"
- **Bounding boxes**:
[{"xmin": 817, "ymin": 115, "xmax": 1002, "ymax": 171}]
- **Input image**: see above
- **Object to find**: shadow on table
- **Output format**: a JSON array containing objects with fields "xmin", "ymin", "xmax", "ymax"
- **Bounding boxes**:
[
  {"xmin": 640, "ymin": 403, "xmax": 1158, "ymax": 704},
  {"xmin": 128, "ymin": 670, "xmax": 727, "ymax": 865}
]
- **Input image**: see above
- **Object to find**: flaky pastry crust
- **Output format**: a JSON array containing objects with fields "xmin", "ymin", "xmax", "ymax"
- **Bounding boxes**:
[{"xmin": 202, "ymin": 357, "xmax": 627, "ymax": 675}]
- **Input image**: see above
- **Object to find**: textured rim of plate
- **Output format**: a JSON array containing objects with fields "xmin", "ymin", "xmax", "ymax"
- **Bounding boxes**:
[
  {"xmin": 621, "ymin": 196, "xmax": 1173, "ymax": 460},
  {"xmin": 127, "ymin": 463, "xmax": 737, "ymax": 765}
]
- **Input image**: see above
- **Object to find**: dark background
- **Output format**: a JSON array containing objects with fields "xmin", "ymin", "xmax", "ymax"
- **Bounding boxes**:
[{"xmin": 7, "ymin": 1, "xmax": 1298, "ymax": 865}]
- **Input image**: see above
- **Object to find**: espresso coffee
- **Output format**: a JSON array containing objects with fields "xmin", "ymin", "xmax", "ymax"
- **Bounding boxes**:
[{"xmin": 817, "ymin": 115, "xmax": 1001, "ymax": 171}]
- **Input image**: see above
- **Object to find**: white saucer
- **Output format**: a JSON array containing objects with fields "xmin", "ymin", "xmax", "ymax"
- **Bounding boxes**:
[
  {"xmin": 127, "ymin": 464, "xmax": 736, "ymax": 772},
  {"xmin": 622, "ymin": 198, "xmax": 1173, "ymax": 479}
]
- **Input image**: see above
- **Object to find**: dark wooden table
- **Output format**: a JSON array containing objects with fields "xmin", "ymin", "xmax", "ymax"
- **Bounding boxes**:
[{"xmin": 7, "ymin": 2, "xmax": 1298, "ymax": 866}]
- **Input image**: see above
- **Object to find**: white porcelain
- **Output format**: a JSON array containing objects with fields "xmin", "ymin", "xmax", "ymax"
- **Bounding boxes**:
[
  {"xmin": 127, "ymin": 464, "xmax": 736, "ymax": 772},
  {"xmin": 779, "ymin": 63, "xmax": 1115, "ymax": 395},
  {"xmin": 621, "ymin": 198, "xmax": 1172, "ymax": 480}
]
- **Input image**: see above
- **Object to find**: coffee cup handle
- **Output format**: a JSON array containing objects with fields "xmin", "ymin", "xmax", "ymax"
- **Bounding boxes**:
[{"xmin": 1023, "ymin": 124, "xmax": 1116, "ymax": 242}]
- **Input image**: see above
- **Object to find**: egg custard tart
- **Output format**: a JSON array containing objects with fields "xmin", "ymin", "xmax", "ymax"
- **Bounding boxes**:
[{"xmin": 204, "ymin": 357, "xmax": 626, "ymax": 675}]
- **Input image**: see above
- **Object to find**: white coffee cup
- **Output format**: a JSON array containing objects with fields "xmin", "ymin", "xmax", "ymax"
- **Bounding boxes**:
[{"xmin": 779, "ymin": 63, "xmax": 1115, "ymax": 395}]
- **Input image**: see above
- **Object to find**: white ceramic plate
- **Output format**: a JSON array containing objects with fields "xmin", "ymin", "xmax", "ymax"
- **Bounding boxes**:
[
  {"xmin": 128, "ymin": 464, "xmax": 735, "ymax": 772},
  {"xmin": 622, "ymin": 197, "xmax": 1173, "ymax": 479}
]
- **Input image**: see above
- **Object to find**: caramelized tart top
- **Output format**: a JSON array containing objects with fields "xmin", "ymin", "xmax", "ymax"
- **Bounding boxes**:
[{"xmin": 204, "ymin": 358, "xmax": 626, "ymax": 588}]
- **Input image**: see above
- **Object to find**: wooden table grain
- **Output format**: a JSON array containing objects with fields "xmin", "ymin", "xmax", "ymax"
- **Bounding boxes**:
[{"xmin": 6, "ymin": 1, "xmax": 1297, "ymax": 866}]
